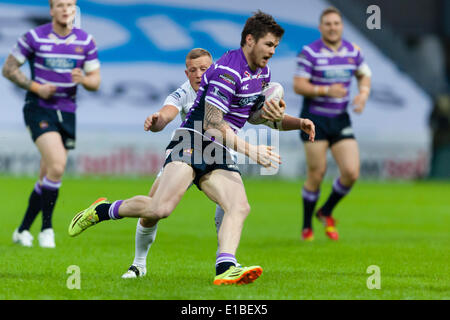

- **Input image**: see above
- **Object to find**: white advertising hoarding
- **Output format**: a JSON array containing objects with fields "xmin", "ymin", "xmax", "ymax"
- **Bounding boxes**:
[{"xmin": 0, "ymin": 0, "xmax": 431, "ymax": 178}]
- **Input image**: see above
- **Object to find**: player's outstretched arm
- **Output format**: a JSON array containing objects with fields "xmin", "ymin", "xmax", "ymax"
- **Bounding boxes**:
[
  {"xmin": 2, "ymin": 54, "xmax": 56, "ymax": 99},
  {"xmin": 204, "ymin": 102, "xmax": 281, "ymax": 168},
  {"xmin": 72, "ymin": 68, "xmax": 101, "ymax": 91},
  {"xmin": 144, "ymin": 105, "xmax": 179, "ymax": 132}
]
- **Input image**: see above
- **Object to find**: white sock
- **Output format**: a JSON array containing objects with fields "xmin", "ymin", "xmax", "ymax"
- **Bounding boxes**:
[
  {"xmin": 215, "ymin": 205, "xmax": 225, "ymax": 255},
  {"xmin": 132, "ymin": 219, "xmax": 157, "ymax": 269}
]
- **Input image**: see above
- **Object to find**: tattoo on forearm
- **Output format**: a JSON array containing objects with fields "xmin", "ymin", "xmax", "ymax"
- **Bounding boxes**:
[
  {"xmin": 204, "ymin": 102, "xmax": 226, "ymax": 131},
  {"xmin": 2, "ymin": 55, "xmax": 31, "ymax": 90}
]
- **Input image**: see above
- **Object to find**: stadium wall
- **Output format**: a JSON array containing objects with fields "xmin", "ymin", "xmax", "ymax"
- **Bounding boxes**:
[{"xmin": 0, "ymin": 0, "xmax": 431, "ymax": 179}]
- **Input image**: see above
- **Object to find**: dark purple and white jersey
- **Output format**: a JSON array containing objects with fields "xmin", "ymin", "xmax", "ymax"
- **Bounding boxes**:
[
  {"xmin": 11, "ymin": 23, "xmax": 100, "ymax": 113},
  {"xmin": 181, "ymin": 48, "xmax": 270, "ymax": 135},
  {"xmin": 295, "ymin": 39, "xmax": 366, "ymax": 117}
]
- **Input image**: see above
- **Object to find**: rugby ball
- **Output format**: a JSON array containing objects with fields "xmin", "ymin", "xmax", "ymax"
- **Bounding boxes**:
[{"xmin": 248, "ymin": 82, "xmax": 284, "ymax": 124}]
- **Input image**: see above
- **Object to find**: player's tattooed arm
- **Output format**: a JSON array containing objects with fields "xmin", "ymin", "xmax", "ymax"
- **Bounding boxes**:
[
  {"xmin": 204, "ymin": 102, "xmax": 228, "ymax": 132},
  {"xmin": 2, "ymin": 54, "xmax": 32, "ymax": 90},
  {"xmin": 2, "ymin": 54, "xmax": 56, "ymax": 99},
  {"xmin": 204, "ymin": 101, "xmax": 243, "ymax": 152}
]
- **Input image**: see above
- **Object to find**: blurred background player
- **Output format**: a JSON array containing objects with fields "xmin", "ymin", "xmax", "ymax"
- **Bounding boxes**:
[
  {"xmin": 122, "ymin": 48, "xmax": 315, "ymax": 278},
  {"xmin": 2, "ymin": 0, "xmax": 100, "ymax": 248},
  {"xmin": 293, "ymin": 7, "xmax": 371, "ymax": 241}
]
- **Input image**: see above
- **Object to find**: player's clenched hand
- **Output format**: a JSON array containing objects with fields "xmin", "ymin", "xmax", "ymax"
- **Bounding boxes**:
[
  {"xmin": 144, "ymin": 112, "xmax": 159, "ymax": 131},
  {"xmin": 300, "ymin": 118, "xmax": 315, "ymax": 142},
  {"xmin": 262, "ymin": 98, "xmax": 285, "ymax": 122},
  {"xmin": 71, "ymin": 68, "xmax": 85, "ymax": 85},
  {"xmin": 352, "ymin": 92, "xmax": 368, "ymax": 113},
  {"xmin": 37, "ymin": 83, "xmax": 57, "ymax": 100},
  {"xmin": 327, "ymin": 83, "xmax": 347, "ymax": 98},
  {"xmin": 249, "ymin": 145, "xmax": 281, "ymax": 169}
]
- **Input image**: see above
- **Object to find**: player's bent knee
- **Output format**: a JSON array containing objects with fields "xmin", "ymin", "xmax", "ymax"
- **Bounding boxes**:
[
  {"xmin": 151, "ymin": 203, "xmax": 175, "ymax": 220},
  {"xmin": 307, "ymin": 168, "xmax": 326, "ymax": 183},
  {"xmin": 47, "ymin": 163, "xmax": 66, "ymax": 180},
  {"xmin": 233, "ymin": 201, "xmax": 251, "ymax": 218},
  {"xmin": 342, "ymin": 169, "xmax": 359, "ymax": 184}
]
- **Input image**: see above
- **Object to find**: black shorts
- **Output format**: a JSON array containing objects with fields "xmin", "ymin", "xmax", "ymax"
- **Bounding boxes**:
[
  {"xmin": 163, "ymin": 129, "xmax": 240, "ymax": 190},
  {"xmin": 23, "ymin": 103, "xmax": 76, "ymax": 150},
  {"xmin": 300, "ymin": 108, "xmax": 355, "ymax": 146}
]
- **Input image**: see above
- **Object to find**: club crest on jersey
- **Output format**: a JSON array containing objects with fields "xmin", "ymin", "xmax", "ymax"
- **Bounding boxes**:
[
  {"xmin": 39, "ymin": 45, "xmax": 53, "ymax": 52},
  {"xmin": 39, "ymin": 121, "xmax": 49, "ymax": 129},
  {"xmin": 75, "ymin": 46, "xmax": 84, "ymax": 53}
]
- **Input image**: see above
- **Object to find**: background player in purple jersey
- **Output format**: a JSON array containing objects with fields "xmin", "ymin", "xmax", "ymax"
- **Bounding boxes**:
[
  {"xmin": 69, "ymin": 11, "xmax": 314, "ymax": 285},
  {"xmin": 2, "ymin": 0, "xmax": 101, "ymax": 248},
  {"xmin": 293, "ymin": 7, "xmax": 372, "ymax": 241}
]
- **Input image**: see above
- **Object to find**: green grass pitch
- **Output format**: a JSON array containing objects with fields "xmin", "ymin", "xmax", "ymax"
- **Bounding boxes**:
[{"xmin": 0, "ymin": 175, "xmax": 448, "ymax": 300}]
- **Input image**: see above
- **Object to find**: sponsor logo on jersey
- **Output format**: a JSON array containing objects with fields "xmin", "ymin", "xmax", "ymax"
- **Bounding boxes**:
[
  {"xmin": 242, "ymin": 84, "xmax": 249, "ymax": 90},
  {"xmin": 44, "ymin": 58, "xmax": 77, "ymax": 69},
  {"xmin": 212, "ymin": 87, "xmax": 229, "ymax": 103},
  {"xmin": 219, "ymin": 73, "xmax": 235, "ymax": 85},
  {"xmin": 239, "ymin": 94, "xmax": 259, "ymax": 107},
  {"xmin": 324, "ymin": 69, "xmax": 352, "ymax": 80}
]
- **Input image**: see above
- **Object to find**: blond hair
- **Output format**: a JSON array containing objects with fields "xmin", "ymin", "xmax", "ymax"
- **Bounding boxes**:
[
  {"xmin": 49, "ymin": 0, "xmax": 77, "ymax": 8},
  {"xmin": 186, "ymin": 48, "xmax": 212, "ymax": 62}
]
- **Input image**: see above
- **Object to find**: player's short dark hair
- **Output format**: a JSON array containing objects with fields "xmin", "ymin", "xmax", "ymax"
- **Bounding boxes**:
[
  {"xmin": 240, "ymin": 10, "xmax": 284, "ymax": 47},
  {"xmin": 320, "ymin": 6, "xmax": 342, "ymax": 23},
  {"xmin": 185, "ymin": 48, "xmax": 212, "ymax": 62}
]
